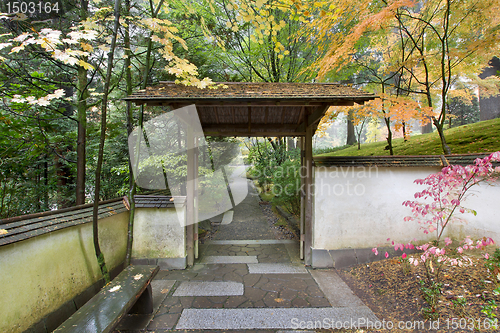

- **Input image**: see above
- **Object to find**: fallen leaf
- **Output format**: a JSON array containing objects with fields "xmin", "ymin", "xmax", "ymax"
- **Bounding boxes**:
[
  {"xmin": 0, "ymin": 229, "xmax": 8, "ymax": 235},
  {"xmin": 133, "ymin": 274, "xmax": 143, "ymax": 280},
  {"xmin": 161, "ymin": 289, "xmax": 169, "ymax": 294},
  {"xmin": 274, "ymin": 298, "xmax": 284, "ymax": 303}
]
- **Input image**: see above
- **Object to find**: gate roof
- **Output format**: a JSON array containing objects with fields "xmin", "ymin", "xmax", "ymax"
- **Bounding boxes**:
[{"xmin": 124, "ymin": 82, "xmax": 376, "ymax": 137}]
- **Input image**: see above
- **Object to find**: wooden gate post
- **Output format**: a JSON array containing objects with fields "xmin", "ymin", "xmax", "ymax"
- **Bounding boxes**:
[
  {"xmin": 304, "ymin": 125, "xmax": 314, "ymax": 266},
  {"xmin": 299, "ymin": 137, "xmax": 305, "ymax": 260},
  {"xmin": 186, "ymin": 126, "xmax": 195, "ymax": 266}
]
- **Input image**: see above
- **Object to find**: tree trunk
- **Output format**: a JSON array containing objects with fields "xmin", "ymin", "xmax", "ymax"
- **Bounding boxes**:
[
  {"xmin": 436, "ymin": 0, "xmax": 452, "ymax": 155},
  {"xmin": 55, "ymin": 152, "xmax": 73, "ymax": 208},
  {"xmin": 124, "ymin": 0, "xmax": 135, "ymax": 266},
  {"xmin": 384, "ymin": 117, "xmax": 394, "ymax": 155},
  {"xmin": 76, "ymin": 0, "xmax": 89, "ymax": 205},
  {"xmin": 346, "ymin": 113, "xmax": 356, "ymax": 145},
  {"xmin": 92, "ymin": 0, "xmax": 121, "ymax": 283},
  {"xmin": 44, "ymin": 157, "xmax": 49, "ymax": 210},
  {"xmin": 433, "ymin": 117, "xmax": 451, "ymax": 155},
  {"xmin": 124, "ymin": 0, "xmax": 164, "ymax": 265},
  {"xmin": 76, "ymin": 67, "xmax": 88, "ymax": 205}
]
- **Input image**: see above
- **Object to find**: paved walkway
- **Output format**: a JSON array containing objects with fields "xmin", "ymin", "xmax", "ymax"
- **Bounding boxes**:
[
  {"xmin": 211, "ymin": 180, "xmax": 275, "ymax": 240},
  {"xmin": 115, "ymin": 180, "xmax": 377, "ymax": 332}
]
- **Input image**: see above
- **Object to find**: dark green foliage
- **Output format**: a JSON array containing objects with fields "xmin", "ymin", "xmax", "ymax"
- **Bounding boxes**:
[
  {"xmin": 247, "ymin": 138, "xmax": 301, "ymax": 216},
  {"xmin": 271, "ymin": 150, "xmax": 301, "ymax": 216},
  {"xmin": 419, "ymin": 280, "xmax": 442, "ymax": 320},
  {"xmin": 448, "ymin": 96, "xmax": 480, "ymax": 128}
]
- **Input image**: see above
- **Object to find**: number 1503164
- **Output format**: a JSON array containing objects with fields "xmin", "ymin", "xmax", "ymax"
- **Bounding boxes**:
[{"xmin": 4, "ymin": 1, "xmax": 61, "ymax": 19}]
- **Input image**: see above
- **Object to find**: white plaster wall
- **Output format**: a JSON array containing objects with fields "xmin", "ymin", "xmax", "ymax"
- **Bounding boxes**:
[
  {"xmin": 455, "ymin": 181, "xmax": 500, "ymax": 241},
  {"xmin": 313, "ymin": 166, "xmax": 500, "ymax": 250},
  {"xmin": 0, "ymin": 211, "xmax": 129, "ymax": 333},
  {"xmin": 132, "ymin": 207, "xmax": 186, "ymax": 259}
]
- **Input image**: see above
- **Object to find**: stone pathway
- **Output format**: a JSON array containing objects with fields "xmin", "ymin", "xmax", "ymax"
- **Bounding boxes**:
[
  {"xmin": 211, "ymin": 180, "xmax": 276, "ymax": 240},
  {"xmin": 115, "ymin": 180, "xmax": 378, "ymax": 332}
]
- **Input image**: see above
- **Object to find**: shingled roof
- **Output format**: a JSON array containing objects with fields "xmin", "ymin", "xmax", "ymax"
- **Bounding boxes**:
[
  {"xmin": 0, "ymin": 199, "xmax": 127, "ymax": 247},
  {"xmin": 124, "ymin": 82, "xmax": 376, "ymax": 137},
  {"xmin": 314, "ymin": 154, "xmax": 498, "ymax": 167}
]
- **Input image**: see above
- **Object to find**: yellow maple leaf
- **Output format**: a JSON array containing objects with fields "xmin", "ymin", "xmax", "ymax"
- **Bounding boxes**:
[
  {"xmin": 78, "ymin": 60, "xmax": 94, "ymax": 70},
  {"xmin": 81, "ymin": 43, "xmax": 93, "ymax": 52},
  {"xmin": 0, "ymin": 229, "xmax": 8, "ymax": 235}
]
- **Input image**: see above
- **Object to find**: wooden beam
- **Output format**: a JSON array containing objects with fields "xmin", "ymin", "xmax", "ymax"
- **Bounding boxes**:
[
  {"xmin": 194, "ymin": 137, "xmax": 199, "ymax": 260},
  {"xmin": 214, "ymin": 107, "xmax": 220, "ymax": 124},
  {"xmin": 304, "ymin": 125, "xmax": 314, "ymax": 266},
  {"xmin": 203, "ymin": 131, "xmax": 306, "ymax": 137},
  {"xmin": 297, "ymin": 106, "xmax": 305, "ymax": 125},
  {"xmin": 127, "ymin": 101, "xmax": 331, "ymax": 108},
  {"xmin": 295, "ymin": 104, "xmax": 330, "ymax": 133},
  {"xmin": 186, "ymin": 127, "xmax": 195, "ymax": 267},
  {"xmin": 125, "ymin": 98, "xmax": 371, "ymax": 108},
  {"xmin": 202, "ymin": 123, "xmax": 299, "ymax": 131},
  {"xmin": 299, "ymin": 137, "xmax": 305, "ymax": 260},
  {"xmin": 248, "ymin": 106, "xmax": 251, "ymax": 133},
  {"xmin": 308, "ymin": 105, "xmax": 331, "ymax": 128}
]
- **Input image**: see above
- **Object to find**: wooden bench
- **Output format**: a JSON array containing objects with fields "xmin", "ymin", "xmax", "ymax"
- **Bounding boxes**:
[{"xmin": 54, "ymin": 265, "xmax": 159, "ymax": 333}]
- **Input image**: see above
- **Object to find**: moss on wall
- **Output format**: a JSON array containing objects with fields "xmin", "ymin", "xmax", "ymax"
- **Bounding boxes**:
[
  {"xmin": 0, "ymin": 211, "xmax": 129, "ymax": 333},
  {"xmin": 132, "ymin": 207, "xmax": 186, "ymax": 259}
]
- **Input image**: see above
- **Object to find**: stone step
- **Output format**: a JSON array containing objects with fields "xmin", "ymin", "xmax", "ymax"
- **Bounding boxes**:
[
  {"xmin": 247, "ymin": 263, "xmax": 307, "ymax": 274},
  {"xmin": 221, "ymin": 210, "xmax": 234, "ymax": 225},
  {"xmin": 309, "ymin": 270, "xmax": 366, "ymax": 307},
  {"xmin": 176, "ymin": 307, "xmax": 379, "ymax": 330},
  {"xmin": 173, "ymin": 281, "xmax": 244, "ymax": 297},
  {"xmin": 200, "ymin": 255, "xmax": 258, "ymax": 264}
]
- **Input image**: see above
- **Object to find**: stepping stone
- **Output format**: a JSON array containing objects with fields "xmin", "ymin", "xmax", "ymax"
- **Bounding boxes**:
[
  {"xmin": 247, "ymin": 263, "xmax": 307, "ymax": 274},
  {"xmin": 151, "ymin": 280, "xmax": 176, "ymax": 309},
  {"xmin": 309, "ymin": 270, "xmax": 365, "ymax": 307},
  {"xmin": 173, "ymin": 281, "xmax": 244, "ymax": 297},
  {"xmin": 176, "ymin": 307, "xmax": 379, "ymax": 330},
  {"xmin": 200, "ymin": 255, "xmax": 258, "ymax": 264},
  {"xmin": 221, "ymin": 210, "xmax": 234, "ymax": 225}
]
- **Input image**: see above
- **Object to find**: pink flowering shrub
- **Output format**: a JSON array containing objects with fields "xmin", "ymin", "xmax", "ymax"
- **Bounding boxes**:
[
  {"xmin": 402, "ymin": 151, "xmax": 500, "ymax": 243},
  {"xmin": 372, "ymin": 152, "xmax": 500, "ymax": 319},
  {"xmin": 372, "ymin": 152, "xmax": 500, "ymax": 289}
]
